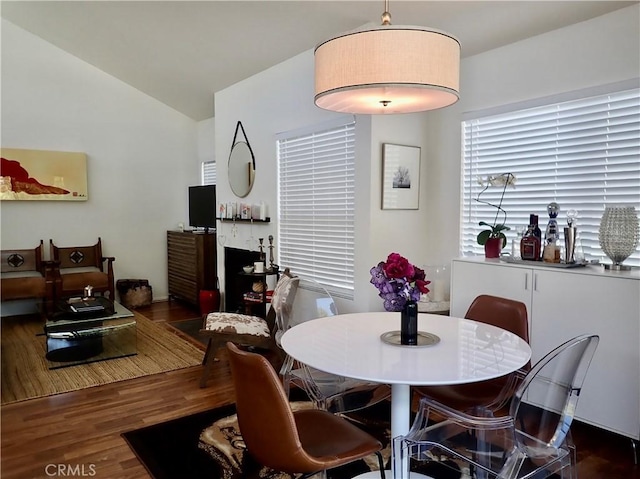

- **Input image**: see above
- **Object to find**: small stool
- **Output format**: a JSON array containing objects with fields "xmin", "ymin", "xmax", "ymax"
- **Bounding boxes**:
[{"xmin": 199, "ymin": 312, "xmax": 271, "ymax": 388}]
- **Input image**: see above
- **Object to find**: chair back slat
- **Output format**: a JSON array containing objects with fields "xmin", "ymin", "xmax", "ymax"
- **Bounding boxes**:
[
  {"xmin": 1, "ymin": 241, "xmax": 43, "ymax": 273},
  {"xmin": 50, "ymin": 238, "xmax": 103, "ymax": 271}
]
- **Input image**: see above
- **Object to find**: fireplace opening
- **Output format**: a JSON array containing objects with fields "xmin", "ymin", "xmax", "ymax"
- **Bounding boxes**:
[{"xmin": 224, "ymin": 247, "xmax": 262, "ymax": 314}]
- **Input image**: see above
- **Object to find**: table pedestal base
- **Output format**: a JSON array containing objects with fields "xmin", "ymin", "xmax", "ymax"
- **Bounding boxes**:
[{"xmin": 352, "ymin": 385, "xmax": 434, "ymax": 479}]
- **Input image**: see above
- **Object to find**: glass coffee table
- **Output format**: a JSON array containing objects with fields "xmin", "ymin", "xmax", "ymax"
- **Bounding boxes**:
[{"xmin": 45, "ymin": 298, "xmax": 137, "ymax": 369}]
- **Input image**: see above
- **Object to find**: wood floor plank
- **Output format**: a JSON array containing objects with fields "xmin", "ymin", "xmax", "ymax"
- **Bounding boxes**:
[{"xmin": 1, "ymin": 300, "xmax": 637, "ymax": 479}]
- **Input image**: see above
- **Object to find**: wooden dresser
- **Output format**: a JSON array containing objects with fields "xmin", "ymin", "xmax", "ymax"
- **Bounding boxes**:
[{"xmin": 167, "ymin": 231, "xmax": 217, "ymax": 307}]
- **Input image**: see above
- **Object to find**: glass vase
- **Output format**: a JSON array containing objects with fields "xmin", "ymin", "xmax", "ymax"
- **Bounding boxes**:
[
  {"xmin": 599, "ymin": 205, "xmax": 639, "ymax": 270},
  {"xmin": 401, "ymin": 300, "xmax": 418, "ymax": 345}
]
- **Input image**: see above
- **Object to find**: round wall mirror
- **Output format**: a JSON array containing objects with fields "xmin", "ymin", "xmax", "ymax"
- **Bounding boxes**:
[{"xmin": 228, "ymin": 141, "xmax": 255, "ymax": 198}]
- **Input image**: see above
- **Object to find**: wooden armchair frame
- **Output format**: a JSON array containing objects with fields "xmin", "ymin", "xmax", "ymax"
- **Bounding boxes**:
[
  {"xmin": 1, "ymin": 240, "xmax": 56, "ymax": 315},
  {"xmin": 49, "ymin": 237, "xmax": 115, "ymax": 300}
]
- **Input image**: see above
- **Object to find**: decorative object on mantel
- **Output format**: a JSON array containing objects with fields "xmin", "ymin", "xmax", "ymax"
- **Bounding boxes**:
[
  {"xmin": 228, "ymin": 121, "xmax": 255, "ymax": 198},
  {"xmin": 219, "ymin": 201, "xmax": 268, "ymax": 221},
  {"xmin": 267, "ymin": 234, "xmax": 278, "ymax": 272},
  {"xmin": 475, "ymin": 173, "xmax": 516, "ymax": 258},
  {"xmin": 370, "ymin": 253, "xmax": 432, "ymax": 346},
  {"xmin": 314, "ymin": 0, "xmax": 460, "ymax": 114},
  {"xmin": 599, "ymin": 205, "xmax": 639, "ymax": 270}
]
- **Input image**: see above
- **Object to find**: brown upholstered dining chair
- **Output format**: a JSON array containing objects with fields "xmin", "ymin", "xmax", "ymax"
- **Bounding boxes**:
[
  {"xmin": 1, "ymin": 240, "xmax": 56, "ymax": 315},
  {"xmin": 226, "ymin": 342, "xmax": 386, "ymax": 478},
  {"xmin": 49, "ymin": 238, "xmax": 115, "ymax": 300},
  {"xmin": 414, "ymin": 294, "xmax": 530, "ymax": 413}
]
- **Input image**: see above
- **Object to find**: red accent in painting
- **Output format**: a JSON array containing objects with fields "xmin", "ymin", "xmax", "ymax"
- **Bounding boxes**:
[{"xmin": 0, "ymin": 157, "xmax": 69, "ymax": 195}]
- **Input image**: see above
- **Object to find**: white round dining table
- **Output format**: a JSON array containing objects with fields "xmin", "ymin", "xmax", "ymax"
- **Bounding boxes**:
[{"xmin": 281, "ymin": 311, "xmax": 532, "ymax": 478}]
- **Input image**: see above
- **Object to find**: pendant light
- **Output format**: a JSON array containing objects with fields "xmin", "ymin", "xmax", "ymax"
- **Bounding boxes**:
[{"xmin": 314, "ymin": 1, "xmax": 460, "ymax": 114}]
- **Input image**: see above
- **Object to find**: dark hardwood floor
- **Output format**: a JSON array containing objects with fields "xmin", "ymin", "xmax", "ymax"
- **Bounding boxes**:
[{"xmin": 1, "ymin": 300, "xmax": 638, "ymax": 479}]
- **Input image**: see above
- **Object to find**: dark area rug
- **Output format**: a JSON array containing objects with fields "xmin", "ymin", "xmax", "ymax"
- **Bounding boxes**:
[
  {"xmin": 165, "ymin": 318, "xmax": 207, "ymax": 347},
  {"xmin": 122, "ymin": 394, "xmax": 463, "ymax": 479}
]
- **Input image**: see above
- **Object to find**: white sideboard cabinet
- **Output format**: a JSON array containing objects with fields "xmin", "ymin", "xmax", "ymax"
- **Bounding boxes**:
[{"xmin": 451, "ymin": 257, "xmax": 640, "ymax": 440}]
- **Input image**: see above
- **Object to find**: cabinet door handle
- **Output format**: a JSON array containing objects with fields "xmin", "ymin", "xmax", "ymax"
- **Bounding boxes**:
[
  {"xmin": 524, "ymin": 273, "xmax": 529, "ymax": 291},
  {"xmin": 533, "ymin": 273, "xmax": 538, "ymax": 292}
]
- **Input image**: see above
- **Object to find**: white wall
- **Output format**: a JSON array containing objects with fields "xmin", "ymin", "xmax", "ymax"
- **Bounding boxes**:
[
  {"xmin": 1, "ymin": 19, "xmax": 199, "ymax": 314},
  {"xmin": 214, "ymin": 4, "xmax": 639, "ymax": 314}
]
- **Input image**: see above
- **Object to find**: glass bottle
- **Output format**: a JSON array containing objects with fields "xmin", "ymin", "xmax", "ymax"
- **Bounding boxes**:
[
  {"xmin": 521, "ymin": 214, "xmax": 541, "ymax": 261},
  {"xmin": 532, "ymin": 214, "xmax": 542, "ymax": 244},
  {"xmin": 543, "ymin": 202, "xmax": 561, "ymax": 263}
]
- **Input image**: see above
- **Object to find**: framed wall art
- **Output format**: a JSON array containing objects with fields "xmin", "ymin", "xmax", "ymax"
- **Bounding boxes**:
[
  {"xmin": 0, "ymin": 148, "xmax": 88, "ymax": 201},
  {"xmin": 381, "ymin": 143, "xmax": 421, "ymax": 210}
]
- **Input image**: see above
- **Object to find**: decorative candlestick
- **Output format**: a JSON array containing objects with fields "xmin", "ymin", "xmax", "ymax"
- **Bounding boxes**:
[{"xmin": 268, "ymin": 235, "xmax": 275, "ymax": 271}]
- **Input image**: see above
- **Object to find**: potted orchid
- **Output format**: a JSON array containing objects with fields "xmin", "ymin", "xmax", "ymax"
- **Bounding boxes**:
[
  {"xmin": 475, "ymin": 173, "xmax": 516, "ymax": 258},
  {"xmin": 370, "ymin": 253, "xmax": 431, "ymax": 312}
]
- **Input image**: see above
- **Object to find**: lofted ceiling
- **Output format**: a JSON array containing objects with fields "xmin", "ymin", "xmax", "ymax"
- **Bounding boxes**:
[{"xmin": 1, "ymin": 1, "xmax": 637, "ymax": 121}]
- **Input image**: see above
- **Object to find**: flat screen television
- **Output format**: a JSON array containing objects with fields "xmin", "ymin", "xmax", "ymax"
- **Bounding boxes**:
[{"xmin": 188, "ymin": 185, "xmax": 216, "ymax": 233}]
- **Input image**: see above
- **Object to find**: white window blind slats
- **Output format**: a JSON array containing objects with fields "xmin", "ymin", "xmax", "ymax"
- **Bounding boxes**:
[
  {"xmin": 277, "ymin": 120, "xmax": 356, "ymax": 299},
  {"xmin": 461, "ymin": 87, "xmax": 640, "ymax": 265},
  {"xmin": 202, "ymin": 161, "xmax": 216, "ymax": 185}
]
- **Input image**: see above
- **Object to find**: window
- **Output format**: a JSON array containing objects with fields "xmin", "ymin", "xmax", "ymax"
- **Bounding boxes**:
[
  {"xmin": 277, "ymin": 118, "xmax": 356, "ymax": 299},
  {"xmin": 202, "ymin": 161, "xmax": 216, "ymax": 185},
  {"xmin": 461, "ymin": 84, "xmax": 640, "ymax": 266}
]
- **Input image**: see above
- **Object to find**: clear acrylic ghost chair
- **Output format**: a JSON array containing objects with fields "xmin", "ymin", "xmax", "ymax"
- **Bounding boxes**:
[
  {"xmin": 272, "ymin": 271, "xmax": 390, "ymax": 413},
  {"xmin": 393, "ymin": 334, "xmax": 599, "ymax": 479}
]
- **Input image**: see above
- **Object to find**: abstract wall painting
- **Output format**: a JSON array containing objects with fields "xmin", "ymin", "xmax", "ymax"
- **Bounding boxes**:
[
  {"xmin": 0, "ymin": 148, "xmax": 88, "ymax": 201},
  {"xmin": 381, "ymin": 143, "xmax": 421, "ymax": 210}
]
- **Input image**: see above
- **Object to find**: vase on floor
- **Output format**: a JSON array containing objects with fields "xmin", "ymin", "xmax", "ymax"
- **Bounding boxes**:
[{"xmin": 401, "ymin": 300, "xmax": 418, "ymax": 345}]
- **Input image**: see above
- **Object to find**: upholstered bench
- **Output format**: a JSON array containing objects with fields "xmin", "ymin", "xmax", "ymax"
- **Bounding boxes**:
[{"xmin": 199, "ymin": 312, "xmax": 272, "ymax": 388}]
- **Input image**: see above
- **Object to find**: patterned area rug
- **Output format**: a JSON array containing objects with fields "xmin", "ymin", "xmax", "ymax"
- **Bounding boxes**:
[
  {"xmin": 1, "ymin": 312, "xmax": 204, "ymax": 404},
  {"xmin": 123, "ymin": 396, "xmax": 465, "ymax": 479}
]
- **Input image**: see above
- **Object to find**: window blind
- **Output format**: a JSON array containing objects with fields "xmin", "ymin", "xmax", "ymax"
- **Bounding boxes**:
[
  {"xmin": 277, "ymin": 120, "xmax": 356, "ymax": 299},
  {"xmin": 202, "ymin": 161, "xmax": 216, "ymax": 185},
  {"xmin": 461, "ymin": 87, "xmax": 640, "ymax": 266}
]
